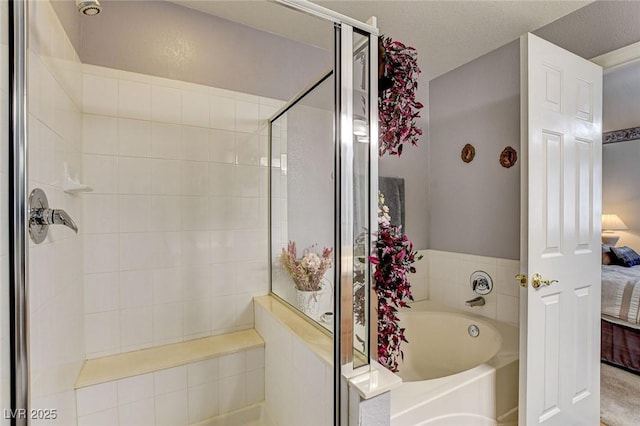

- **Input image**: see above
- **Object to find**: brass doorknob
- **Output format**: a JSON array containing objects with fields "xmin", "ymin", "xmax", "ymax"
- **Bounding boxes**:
[{"xmin": 531, "ymin": 273, "xmax": 558, "ymax": 289}]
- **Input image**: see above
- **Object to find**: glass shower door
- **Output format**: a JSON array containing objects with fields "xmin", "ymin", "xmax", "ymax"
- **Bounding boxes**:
[
  {"xmin": 351, "ymin": 29, "xmax": 375, "ymax": 369},
  {"xmin": 268, "ymin": 21, "xmax": 378, "ymax": 369},
  {"xmin": 336, "ymin": 22, "xmax": 378, "ymax": 375},
  {"xmin": 269, "ymin": 72, "xmax": 335, "ymax": 327},
  {"xmin": 335, "ymin": 20, "xmax": 378, "ymax": 424},
  {"xmin": 267, "ymin": 8, "xmax": 378, "ymax": 423}
]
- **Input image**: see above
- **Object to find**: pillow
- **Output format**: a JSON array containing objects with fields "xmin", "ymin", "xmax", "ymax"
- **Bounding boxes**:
[{"xmin": 610, "ymin": 246, "xmax": 640, "ymax": 267}]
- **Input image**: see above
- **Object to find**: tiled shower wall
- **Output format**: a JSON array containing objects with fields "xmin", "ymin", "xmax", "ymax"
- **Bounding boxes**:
[
  {"xmin": 75, "ymin": 347, "xmax": 265, "ymax": 426},
  {"xmin": 374, "ymin": 248, "xmax": 519, "ymax": 325},
  {"xmin": 255, "ymin": 302, "xmax": 332, "ymax": 426},
  {"xmin": 423, "ymin": 249, "xmax": 520, "ymax": 325},
  {"xmin": 81, "ymin": 65, "xmax": 278, "ymax": 358},
  {"xmin": 28, "ymin": 0, "xmax": 85, "ymax": 423}
]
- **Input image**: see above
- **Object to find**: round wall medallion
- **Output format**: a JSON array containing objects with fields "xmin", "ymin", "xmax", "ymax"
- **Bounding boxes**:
[
  {"xmin": 461, "ymin": 144, "xmax": 475, "ymax": 163},
  {"xmin": 500, "ymin": 146, "xmax": 518, "ymax": 168}
]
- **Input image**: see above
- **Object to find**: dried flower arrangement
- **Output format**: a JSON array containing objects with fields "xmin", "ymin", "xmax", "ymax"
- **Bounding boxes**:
[
  {"xmin": 281, "ymin": 241, "xmax": 333, "ymax": 292},
  {"xmin": 370, "ymin": 192, "xmax": 421, "ymax": 372},
  {"xmin": 378, "ymin": 36, "xmax": 424, "ymax": 157}
]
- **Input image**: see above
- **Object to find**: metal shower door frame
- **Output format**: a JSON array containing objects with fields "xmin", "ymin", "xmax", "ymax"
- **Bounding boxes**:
[
  {"xmin": 273, "ymin": 1, "xmax": 379, "ymax": 424},
  {"xmin": 8, "ymin": 0, "xmax": 29, "ymax": 424}
]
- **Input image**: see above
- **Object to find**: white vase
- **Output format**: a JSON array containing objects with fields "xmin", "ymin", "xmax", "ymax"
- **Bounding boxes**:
[{"xmin": 295, "ymin": 280, "xmax": 330, "ymax": 320}]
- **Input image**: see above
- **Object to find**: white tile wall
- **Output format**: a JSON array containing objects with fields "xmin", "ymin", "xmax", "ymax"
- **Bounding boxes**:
[
  {"xmin": 81, "ymin": 65, "xmax": 281, "ymax": 358},
  {"xmin": 75, "ymin": 347, "xmax": 264, "ymax": 426},
  {"xmin": 152, "ymin": 85, "xmax": 181, "ymax": 124},
  {"xmin": 255, "ymin": 303, "xmax": 332, "ymax": 426},
  {"xmin": 425, "ymin": 249, "xmax": 520, "ymax": 325},
  {"xmin": 27, "ymin": 1, "xmax": 85, "ymax": 425}
]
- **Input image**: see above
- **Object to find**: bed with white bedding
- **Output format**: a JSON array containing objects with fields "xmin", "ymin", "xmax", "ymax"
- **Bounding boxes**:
[
  {"xmin": 601, "ymin": 264, "xmax": 640, "ymax": 374},
  {"xmin": 602, "ymin": 265, "xmax": 640, "ymax": 325}
]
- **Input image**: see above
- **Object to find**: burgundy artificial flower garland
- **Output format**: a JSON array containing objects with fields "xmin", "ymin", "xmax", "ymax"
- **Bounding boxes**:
[
  {"xmin": 372, "ymin": 35, "xmax": 424, "ymax": 372},
  {"xmin": 378, "ymin": 36, "xmax": 424, "ymax": 157},
  {"xmin": 370, "ymin": 223, "xmax": 420, "ymax": 372}
]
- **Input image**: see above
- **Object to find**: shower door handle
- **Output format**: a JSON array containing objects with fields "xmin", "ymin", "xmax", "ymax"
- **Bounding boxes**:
[{"xmin": 28, "ymin": 188, "xmax": 79, "ymax": 244}]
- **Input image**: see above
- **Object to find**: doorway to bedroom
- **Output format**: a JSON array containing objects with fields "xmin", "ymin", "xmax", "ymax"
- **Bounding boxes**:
[{"xmin": 595, "ymin": 40, "xmax": 640, "ymax": 426}]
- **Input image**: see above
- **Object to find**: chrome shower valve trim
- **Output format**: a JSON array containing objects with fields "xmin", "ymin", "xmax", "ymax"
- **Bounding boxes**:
[{"xmin": 28, "ymin": 188, "xmax": 78, "ymax": 244}]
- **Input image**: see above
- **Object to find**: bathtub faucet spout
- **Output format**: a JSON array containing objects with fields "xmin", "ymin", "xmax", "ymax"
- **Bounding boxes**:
[{"xmin": 465, "ymin": 296, "xmax": 485, "ymax": 307}]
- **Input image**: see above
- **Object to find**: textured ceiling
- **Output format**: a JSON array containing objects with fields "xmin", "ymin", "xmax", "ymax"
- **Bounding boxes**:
[{"xmin": 170, "ymin": 0, "xmax": 592, "ymax": 81}]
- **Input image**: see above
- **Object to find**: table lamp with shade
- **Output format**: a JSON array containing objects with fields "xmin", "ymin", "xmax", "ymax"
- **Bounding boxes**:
[{"xmin": 602, "ymin": 214, "xmax": 628, "ymax": 246}]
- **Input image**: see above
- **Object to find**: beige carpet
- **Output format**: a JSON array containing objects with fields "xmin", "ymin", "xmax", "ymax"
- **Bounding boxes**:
[{"xmin": 601, "ymin": 362, "xmax": 640, "ymax": 426}]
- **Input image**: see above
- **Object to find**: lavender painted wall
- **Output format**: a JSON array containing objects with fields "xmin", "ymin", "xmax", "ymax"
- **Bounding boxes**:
[
  {"xmin": 53, "ymin": 0, "xmax": 332, "ymax": 101},
  {"xmin": 428, "ymin": 41, "xmax": 520, "ymax": 260},
  {"xmin": 378, "ymin": 0, "xmax": 640, "ymax": 255},
  {"xmin": 427, "ymin": 0, "xmax": 640, "ymax": 260},
  {"xmin": 378, "ymin": 77, "xmax": 429, "ymax": 249},
  {"xmin": 602, "ymin": 61, "xmax": 640, "ymax": 251},
  {"xmin": 377, "ymin": 0, "xmax": 640, "ymax": 255},
  {"xmin": 602, "ymin": 62, "xmax": 640, "ymax": 133}
]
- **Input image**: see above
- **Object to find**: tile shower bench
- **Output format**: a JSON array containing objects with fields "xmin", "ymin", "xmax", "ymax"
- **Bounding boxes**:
[{"xmin": 75, "ymin": 329, "xmax": 266, "ymax": 425}]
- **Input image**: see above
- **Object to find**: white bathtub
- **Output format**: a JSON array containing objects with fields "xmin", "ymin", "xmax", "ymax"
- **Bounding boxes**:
[{"xmin": 391, "ymin": 300, "xmax": 519, "ymax": 426}]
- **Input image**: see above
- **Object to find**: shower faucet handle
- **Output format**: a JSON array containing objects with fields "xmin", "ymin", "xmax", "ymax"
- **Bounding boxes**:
[
  {"xmin": 28, "ymin": 188, "xmax": 79, "ymax": 244},
  {"xmin": 42, "ymin": 208, "xmax": 78, "ymax": 233}
]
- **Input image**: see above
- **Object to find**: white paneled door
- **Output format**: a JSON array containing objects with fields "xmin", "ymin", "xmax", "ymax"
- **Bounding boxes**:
[{"xmin": 520, "ymin": 33, "xmax": 602, "ymax": 425}]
